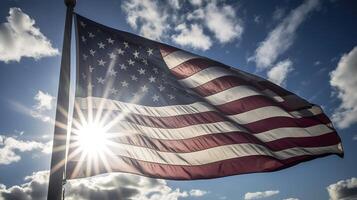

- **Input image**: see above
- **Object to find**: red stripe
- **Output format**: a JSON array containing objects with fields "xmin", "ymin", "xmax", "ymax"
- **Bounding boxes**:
[
  {"xmin": 159, "ymin": 45, "xmax": 179, "ymax": 57},
  {"xmin": 244, "ymin": 115, "xmax": 332, "ymax": 133},
  {"xmin": 103, "ymin": 108, "xmax": 330, "ymax": 132},
  {"xmin": 66, "ymin": 153, "xmax": 340, "ymax": 180},
  {"xmin": 170, "ymin": 58, "xmax": 224, "ymax": 79},
  {"xmin": 108, "ymin": 131, "xmax": 340, "ymax": 153}
]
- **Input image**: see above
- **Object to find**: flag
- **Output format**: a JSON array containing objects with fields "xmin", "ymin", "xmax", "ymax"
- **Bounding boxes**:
[{"xmin": 66, "ymin": 14, "xmax": 343, "ymax": 180}]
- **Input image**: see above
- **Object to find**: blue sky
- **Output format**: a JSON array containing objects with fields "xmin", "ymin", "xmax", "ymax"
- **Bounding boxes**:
[{"xmin": 0, "ymin": 0, "xmax": 356, "ymax": 199}]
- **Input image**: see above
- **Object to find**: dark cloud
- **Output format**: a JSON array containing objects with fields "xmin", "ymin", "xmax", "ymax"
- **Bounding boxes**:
[{"xmin": 327, "ymin": 177, "xmax": 357, "ymax": 200}]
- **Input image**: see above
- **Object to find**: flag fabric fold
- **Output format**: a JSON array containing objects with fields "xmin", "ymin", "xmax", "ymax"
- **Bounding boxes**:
[{"xmin": 66, "ymin": 14, "xmax": 343, "ymax": 180}]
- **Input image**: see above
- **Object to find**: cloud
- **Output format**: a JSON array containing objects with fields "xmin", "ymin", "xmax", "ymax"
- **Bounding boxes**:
[
  {"xmin": 204, "ymin": 2, "xmax": 243, "ymax": 43},
  {"xmin": 329, "ymin": 46, "xmax": 357, "ymax": 129},
  {"xmin": 33, "ymin": 91, "xmax": 54, "ymax": 111},
  {"xmin": 283, "ymin": 198, "xmax": 299, "ymax": 200},
  {"xmin": 353, "ymin": 135, "xmax": 357, "ymax": 141},
  {"xmin": 121, "ymin": 0, "xmax": 168, "ymax": 40},
  {"xmin": 31, "ymin": 90, "xmax": 55, "ymax": 122},
  {"xmin": 189, "ymin": 189, "xmax": 208, "ymax": 197},
  {"xmin": 0, "ymin": 7, "xmax": 58, "ymax": 63},
  {"xmin": 0, "ymin": 135, "xmax": 50, "ymax": 165},
  {"xmin": 121, "ymin": 1, "xmax": 244, "ymax": 50},
  {"xmin": 250, "ymin": 0, "xmax": 320, "ymax": 69},
  {"xmin": 244, "ymin": 190, "xmax": 280, "ymax": 200},
  {"xmin": 172, "ymin": 23, "xmax": 212, "ymax": 51},
  {"xmin": 327, "ymin": 177, "xmax": 357, "ymax": 200},
  {"xmin": 189, "ymin": 0, "xmax": 202, "ymax": 6},
  {"xmin": 267, "ymin": 59, "xmax": 294, "ymax": 86},
  {"xmin": 254, "ymin": 15, "xmax": 261, "ymax": 24},
  {"xmin": 272, "ymin": 7, "xmax": 286, "ymax": 21},
  {"xmin": 0, "ymin": 171, "xmax": 207, "ymax": 200}
]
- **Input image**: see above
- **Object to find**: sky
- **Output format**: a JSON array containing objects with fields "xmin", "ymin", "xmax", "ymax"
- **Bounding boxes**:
[{"xmin": 0, "ymin": 0, "xmax": 356, "ymax": 199}]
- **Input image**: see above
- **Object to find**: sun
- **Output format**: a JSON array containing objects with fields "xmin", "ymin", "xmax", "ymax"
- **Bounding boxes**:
[{"xmin": 76, "ymin": 123, "xmax": 110, "ymax": 155}]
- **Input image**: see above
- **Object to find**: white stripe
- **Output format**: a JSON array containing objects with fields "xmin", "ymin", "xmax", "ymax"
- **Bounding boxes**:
[
  {"xmin": 228, "ymin": 106, "xmax": 323, "ymax": 125},
  {"xmin": 255, "ymin": 124, "xmax": 333, "ymax": 142},
  {"xmin": 164, "ymin": 51, "xmax": 200, "ymax": 69},
  {"xmin": 108, "ymin": 121, "xmax": 245, "ymax": 140},
  {"xmin": 204, "ymin": 85, "xmax": 262, "ymax": 105},
  {"xmin": 76, "ymin": 97, "xmax": 323, "ymax": 122},
  {"xmin": 75, "ymin": 97, "xmax": 216, "ymax": 117},
  {"xmin": 71, "ymin": 142, "xmax": 342, "ymax": 166},
  {"xmin": 179, "ymin": 67, "xmax": 232, "ymax": 88},
  {"xmin": 106, "ymin": 120, "xmax": 333, "ymax": 142}
]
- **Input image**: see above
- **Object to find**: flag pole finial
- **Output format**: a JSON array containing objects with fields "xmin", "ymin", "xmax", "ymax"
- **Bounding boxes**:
[{"xmin": 65, "ymin": 0, "xmax": 76, "ymax": 7}]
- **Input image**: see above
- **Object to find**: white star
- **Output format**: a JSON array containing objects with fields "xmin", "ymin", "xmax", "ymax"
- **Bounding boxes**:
[
  {"xmin": 168, "ymin": 94, "xmax": 175, "ymax": 100},
  {"xmin": 138, "ymin": 68, "xmax": 146, "ymax": 75},
  {"xmin": 108, "ymin": 52, "xmax": 116, "ymax": 59},
  {"xmin": 88, "ymin": 32, "xmax": 95, "ymax": 38},
  {"xmin": 116, "ymin": 48, "xmax": 124, "ymax": 55},
  {"xmin": 149, "ymin": 76, "xmax": 156, "ymax": 83},
  {"xmin": 108, "ymin": 68, "xmax": 117, "ymax": 76},
  {"xmin": 107, "ymin": 38, "xmax": 114, "ymax": 44},
  {"xmin": 83, "ymin": 54, "xmax": 88, "ymax": 60},
  {"xmin": 81, "ymin": 36, "xmax": 86, "ymax": 42},
  {"xmin": 123, "ymin": 41, "xmax": 129, "ymax": 48},
  {"xmin": 141, "ymin": 85, "xmax": 148, "ymax": 92},
  {"xmin": 96, "ymin": 77, "xmax": 105, "ymax": 84},
  {"xmin": 152, "ymin": 94, "xmax": 159, "ymax": 102},
  {"xmin": 121, "ymin": 81, "xmax": 129, "ymax": 87},
  {"xmin": 89, "ymin": 65, "xmax": 94, "ymax": 72},
  {"xmin": 81, "ymin": 73, "xmax": 87, "ymax": 80},
  {"xmin": 128, "ymin": 59, "xmax": 135, "ymax": 66},
  {"xmin": 147, "ymin": 48, "xmax": 153, "ymax": 56},
  {"xmin": 133, "ymin": 50, "xmax": 139, "ymax": 58},
  {"xmin": 131, "ymin": 75, "xmax": 138, "ymax": 81},
  {"xmin": 142, "ymin": 58, "xmax": 148, "ymax": 65},
  {"xmin": 109, "ymin": 87, "xmax": 118, "ymax": 94},
  {"xmin": 98, "ymin": 59, "xmax": 106, "ymax": 66},
  {"xmin": 98, "ymin": 42, "xmax": 105, "ymax": 49},
  {"xmin": 120, "ymin": 64, "xmax": 127, "ymax": 70},
  {"xmin": 158, "ymin": 85, "xmax": 165, "ymax": 91},
  {"xmin": 80, "ymin": 21, "xmax": 86, "ymax": 27},
  {"xmin": 89, "ymin": 49, "xmax": 95, "ymax": 56}
]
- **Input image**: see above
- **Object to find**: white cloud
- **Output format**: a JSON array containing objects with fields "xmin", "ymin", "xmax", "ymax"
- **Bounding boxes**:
[
  {"xmin": 187, "ymin": 8, "xmax": 205, "ymax": 21},
  {"xmin": 34, "ymin": 90, "xmax": 54, "ymax": 111},
  {"xmin": 244, "ymin": 190, "xmax": 280, "ymax": 200},
  {"xmin": 250, "ymin": 0, "xmax": 320, "ymax": 69},
  {"xmin": 353, "ymin": 135, "xmax": 357, "ymax": 141},
  {"xmin": 254, "ymin": 15, "xmax": 261, "ymax": 24},
  {"xmin": 189, "ymin": 0, "xmax": 202, "ymax": 6},
  {"xmin": 329, "ymin": 46, "xmax": 357, "ymax": 129},
  {"xmin": 121, "ymin": 0, "xmax": 168, "ymax": 40},
  {"xmin": 327, "ymin": 177, "xmax": 357, "ymax": 200},
  {"xmin": 172, "ymin": 23, "xmax": 212, "ymax": 51},
  {"xmin": 31, "ymin": 90, "xmax": 55, "ymax": 122},
  {"xmin": 204, "ymin": 2, "xmax": 243, "ymax": 43},
  {"xmin": 0, "ymin": 135, "xmax": 50, "ymax": 165},
  {"xmin": 0, "ymin": 171, "xmax": 205, "ymax": 200},
  {"xmin": 168, "ymin": 0, "xmax": 181, "ymax": 9},
  {"xmin": 189, "ymin": 189, "xmax": 208, "ymax": 197},
  {"xmin": 267, "ymin": 59, "xmax": 294, "ymax": 86},
  {"xmin": 0, "ymin": 7, "xmax": 58, "ymax": 63},
  {"xmin": 272, "ymin": 7, "xmax": 285, "ymax": 21}
]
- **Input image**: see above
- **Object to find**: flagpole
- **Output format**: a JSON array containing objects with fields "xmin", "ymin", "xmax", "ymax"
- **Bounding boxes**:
[{"xmin": 47, "ymin": 0, "xmax": 76, "ymax": 200}]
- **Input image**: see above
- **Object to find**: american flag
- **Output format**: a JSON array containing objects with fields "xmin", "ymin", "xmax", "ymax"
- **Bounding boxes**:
[{"xmin": 66, "ymin": 14, "xmax": 343, "ymax": 180}]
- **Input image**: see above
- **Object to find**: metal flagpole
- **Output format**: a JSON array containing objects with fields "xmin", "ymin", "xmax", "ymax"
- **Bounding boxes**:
[{"xmin": 47, "ymin": 0, "xmax": 76, "ymax": 199}]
